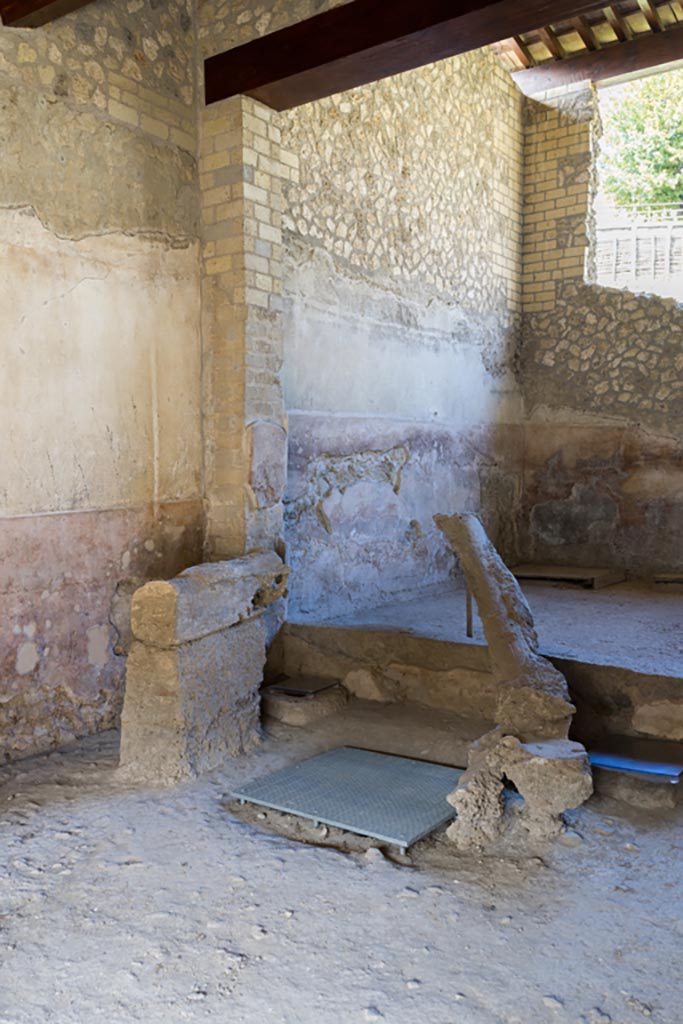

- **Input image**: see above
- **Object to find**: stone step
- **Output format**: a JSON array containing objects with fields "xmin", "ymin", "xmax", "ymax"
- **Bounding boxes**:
[
  {"xmin": 261, "ymin": 674, "xmax": 347, "ymax": 726},
  {"xmin": 270, "ymin": 621, "xmax": 683, "ymax": 746}
]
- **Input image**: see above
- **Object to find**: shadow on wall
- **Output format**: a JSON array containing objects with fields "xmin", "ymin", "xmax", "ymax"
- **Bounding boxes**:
[{"xmin": 519, "ymin": 84, "xmax": 683, "ymax": 575}]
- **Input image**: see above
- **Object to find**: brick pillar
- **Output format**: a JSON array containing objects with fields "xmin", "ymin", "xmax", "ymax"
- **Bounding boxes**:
[
  {"xmin": 522, "ymin": 87, "xmax": 595, "ymax": 315},
  {"xmin": 200, "ymin": 96, "xmax": 295, "ymax": 559}
]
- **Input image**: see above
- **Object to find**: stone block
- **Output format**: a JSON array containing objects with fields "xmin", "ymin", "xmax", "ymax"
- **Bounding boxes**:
[
  {"xmin": 120, "ymin": 616, "xmax": 265, "ymax": 782},
  {"xmin": 131, "ymin": 552, "xmax": 288, "ymax": 647},
  {"xmin": 446, "ymin": 731, "xmax": 593, "ymax": 850},
  {"xmin": 262, "ymin": 685, "xmax": 348, "ymax": 726},
  {"xmin": 633, "ymin": 701, "xmax": 683, "ymax": 742},
  {"xmin": 120, "ymin": 552, "xmax": 289, "ymax": 782},
  {"xmin": 343, "ymin": 668, "xmax": 399, "ymax": 703},
  {"xmin": 592, "ymin": 767, "xmax": 678, "ymax": 810}
]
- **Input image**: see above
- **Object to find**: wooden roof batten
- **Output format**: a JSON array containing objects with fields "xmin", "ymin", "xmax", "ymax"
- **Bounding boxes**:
[{"xmin": 498, "ymin": 0, "xmax": 683, "ymax": 95}]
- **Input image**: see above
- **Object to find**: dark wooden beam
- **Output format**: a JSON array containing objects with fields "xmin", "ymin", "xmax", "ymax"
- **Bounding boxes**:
[
  {"xmin": 637, "ymin": 0, "xmax": 663, "ymax": 32},
  {"xmin": 204, "ymin": 0, "xmax": 605, "ymax": 110},
  {"xmin": 537, "ymin": 25, "xmax": 564, "ymax": 59},
  {"xmin": 570, "ymin": 15, "xmax": 599, "ymax": 51},
  {"xmin": 603, "ymin": 5, "xmax": 631, "ymax": 43},
  {"xmin": 508, "ymin": 35, "xmax": 535, "ymax": 69},
  {"xmin": 512, "ymin": 20, "xmax": 683, "ymax": 94},
  {"xmin": 0, "ymin": 0, "xmax": 95, "ymax": 26}
]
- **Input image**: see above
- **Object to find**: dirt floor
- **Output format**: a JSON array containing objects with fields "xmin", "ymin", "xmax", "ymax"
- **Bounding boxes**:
[
  {"xmin": 1, "ymin": 706, "xmax": 682, "ymax": 1024},
  {"xmin": 313, "ymin": 581, "xmax": 683, "ymax": 677}
]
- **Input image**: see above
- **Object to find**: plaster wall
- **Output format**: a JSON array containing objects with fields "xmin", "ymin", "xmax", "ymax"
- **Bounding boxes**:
[
  {"xmin": 0, "ymin": 0, "xmax": 203, "ymax": 762},
  {"xmin": 279, "ymin": 51, "xmax": 525, "ymax": 618},
  {"xmin": 520, "ymin": 87, "xmax": 683, "ymax": 573}
]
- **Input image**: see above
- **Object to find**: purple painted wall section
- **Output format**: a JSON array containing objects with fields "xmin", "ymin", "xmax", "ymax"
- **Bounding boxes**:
[
  {"xmin": 520, "ymin": 423, "xmax": 683, "ymax": 575},
  {"xmin": 285, "ymin": 414, "xmax": 523, "ymax": 619},
  {"xmin": 0, "ymin": 501, "xmax": 204, "ymax": 762}
]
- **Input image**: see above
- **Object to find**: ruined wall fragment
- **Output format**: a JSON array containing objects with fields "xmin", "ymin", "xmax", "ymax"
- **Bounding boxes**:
[
  {"xmin": 0, "ymin": 0, "xmax": 203, "ymax": 763},
  {"xmin": 448, "ymin": 731, "xmax": 593, "ymax": 849},
  {"xmin": 435, "ymin": 514, "xmax": 592, "ymax": 849},
  {"xmin": 120, "ymin": 554, "xmax": 289, "ymax": 782},
  {"xmin": 435, "ymin": 514, "xmax": 575, "ymax": 741}
]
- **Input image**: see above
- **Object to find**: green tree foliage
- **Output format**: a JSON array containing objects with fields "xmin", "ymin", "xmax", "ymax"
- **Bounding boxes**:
[{"xmin": 600, "ymin": 69, "xmax": 683, "ymax": 209}]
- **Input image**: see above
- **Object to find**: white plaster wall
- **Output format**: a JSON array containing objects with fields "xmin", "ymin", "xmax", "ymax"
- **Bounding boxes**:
[
  {"xmin": 283, "ymin": 248, "xmax": 521, "ymax": 429},
  {"xmin": 0, "ymin": 209, "xmax": 202, "ymax": 517},
  {"xmin": 278, "ymin": 48, "xmax": 526, "ymax": 618}
]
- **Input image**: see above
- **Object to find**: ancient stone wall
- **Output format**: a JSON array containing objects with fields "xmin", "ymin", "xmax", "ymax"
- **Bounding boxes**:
[
  {"xmin": 520, "ymin": 86, "xmax": 683, "ymax": 573},
  {"xmin": 0, "ymin": 0, "xmax": 204, "ymax": 762},
  {"xmin": 198, "ymin": 0, "xmax": 354, "ymax": 56},
  {"xmin": 196, "ymin": 4, "xmax": 527, "ymax": 618},
  {"xmin": 279, "ymin": 50, "xmax": 526, "ymax": 618},
  {"xmin": 10, "ymin": 0, "xmax": 680, "ymax": 766}
]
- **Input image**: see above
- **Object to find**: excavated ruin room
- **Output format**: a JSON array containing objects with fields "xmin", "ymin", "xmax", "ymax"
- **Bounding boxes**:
[{"xmin": 1, "ymin": 1, "xmax": 682, "ymax": 1022}]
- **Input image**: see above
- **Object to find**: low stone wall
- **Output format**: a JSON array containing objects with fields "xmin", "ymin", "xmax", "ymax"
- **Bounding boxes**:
[
  {"xmin": 269, "ymin": 623, "xmax": 499, "ymax": 725},
  {"xmin": 119, "ymin": 553, "xmax": 288, "ymax": 782}
]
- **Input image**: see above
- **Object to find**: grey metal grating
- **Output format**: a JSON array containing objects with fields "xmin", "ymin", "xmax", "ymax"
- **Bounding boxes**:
[{"xmin": 233, "ymin": 747, "xmax": 462, "ymax": 852}]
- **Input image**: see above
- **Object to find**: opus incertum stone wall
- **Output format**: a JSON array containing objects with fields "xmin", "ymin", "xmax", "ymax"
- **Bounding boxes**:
[
  {"xmin": 196, "ymin": 4, "xmax": 527, "ymax": 621},
  {"xmin": 197, "ymin": 2, "xmax": 528, "ymax": 622},
  {"xmin": 520, "ymin": 86, "xmax": 683, "ymax": 574},
  {"xmin": 197, "ymin": 0, "xmax": 354, "ymax": 56},
  {"xmin": 279, "ymin": 50, "xmax": 526, "ymax": 617},
  {"xmin": 6, "ymin": 0, "xmax": 682, "ymax": 767}
]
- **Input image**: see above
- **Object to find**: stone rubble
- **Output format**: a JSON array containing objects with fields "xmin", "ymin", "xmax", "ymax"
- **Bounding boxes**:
[{"xmin": 435, "ymin": 513, "xmax": 592, "ymax": 848}]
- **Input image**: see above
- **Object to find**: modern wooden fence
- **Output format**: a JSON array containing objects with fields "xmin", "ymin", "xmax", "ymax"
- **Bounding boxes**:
[{"xmin": 594, "ymin": 203, "xmax": 683, "ymax": 300}]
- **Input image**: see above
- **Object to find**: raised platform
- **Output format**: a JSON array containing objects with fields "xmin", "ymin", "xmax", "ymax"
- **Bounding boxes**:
[{"xmin": 271, "ymin": 582, "xmax": 683, "ymax": 748}]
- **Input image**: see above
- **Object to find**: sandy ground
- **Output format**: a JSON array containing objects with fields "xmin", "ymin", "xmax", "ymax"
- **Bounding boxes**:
[
  {"xmin": 315, "ymin": 582, "xmax": 683, "ymax": 677},
  {"xmin": 1, "ymin": 710, "xmax": 682, "ymax": 1024}
]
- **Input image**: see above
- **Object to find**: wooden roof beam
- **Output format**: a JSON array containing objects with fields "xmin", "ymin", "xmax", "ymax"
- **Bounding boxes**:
[
  {"xmin": 637, "ymin": 0, "xmax": 664, "ymax": 31},
  {"xmin": 570, "ymin": 15, "xmax": 600, "ymax": 50},
  {"xmin": 512, "ymin": 19, "xmax": 683, "ymax": 94},
  {"xmin": 508, "ymin": 35, "xmax": 535, "ymax": 68},
  {"xmin": 0, "ymin": 0, "xmax": 95, "ymax": 26},
  {"xmin": 537, "ymin": 25, "xmax": 564, "ymax": 58},
  {"xmin": 204, "ymin": 0, "xmax": 606, "ymax": 110},
  {"xmin": 603, "ymin": 5, "xmax": 632, "ymax": 42}
]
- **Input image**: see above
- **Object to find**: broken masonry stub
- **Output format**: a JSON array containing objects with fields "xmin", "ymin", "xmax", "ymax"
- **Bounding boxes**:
[
  {"xmin": 434, "ymin": 513, "xmax": 592, "ymax": 849},
  {"xmin": 119, "ymin": 553, "xmax": 289, "ymax": 784},
  {"xmin": 446, "ymin": 730, "xmax": 593, "ymax": 851},
  {"xmin": 434, "ymin": 513, "xmax": 574, "ymax": 742},
  {"xmin": 342, "ymin": 667, "xmax": 400, "ymax": 703},
  {"xmin": 130, "ymin": 551, "xmax": 289, "ymax": 648},
  {"xmin": 262, "ymin": 685, "xmax": 348, "ymax": 726}
]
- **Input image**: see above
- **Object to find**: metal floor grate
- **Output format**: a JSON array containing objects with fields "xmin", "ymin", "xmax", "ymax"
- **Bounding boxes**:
[{"xmin": 233, "ymin": 747, "xmax": 462, "ymax": 853}]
